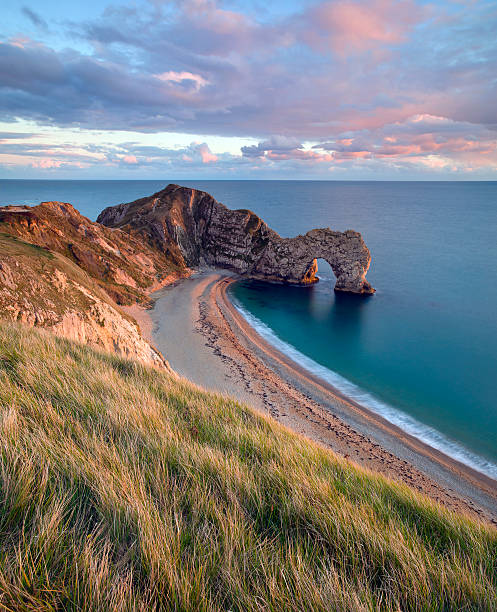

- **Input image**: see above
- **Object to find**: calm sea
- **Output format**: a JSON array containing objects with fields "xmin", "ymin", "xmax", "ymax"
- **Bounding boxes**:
[{"xmin": 1, "ymin": 179, "xmax": 497, "ymax": 478}]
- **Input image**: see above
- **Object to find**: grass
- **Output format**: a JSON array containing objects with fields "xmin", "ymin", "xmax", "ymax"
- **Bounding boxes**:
[
  {"xmin": 0, "ymin": 234, "xmax": 137, "ymax": 327},
  {"xmin": 0, "ymin": 233, "xmax": 54, "ymax": 259},
  {"xmin": 0, "ymin": 321, "xmax": 496, "ymax": 611}
]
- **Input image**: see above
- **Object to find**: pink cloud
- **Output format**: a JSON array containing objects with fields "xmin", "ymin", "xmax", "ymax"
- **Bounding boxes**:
[
  {"xmin": 303, "ymin": 0, "xmax": 423, "ymax": 54},
  {"xmin": 311, "ymin": 113, "xmax": 497, "ymax": 170},
  {"xmin": 9, "ymin": 36, "xmax": 30, "ymax": 49},
  {"xmin": 195, "ymin": 143, "xmax": 218, "ymax": 163},
  {"xmin": 334, "ymin": 150, "xmax": 372, "ymax": 160},
  {"xmin": 183, "ymin": 0, "xmax": 250, "ymax": 36},
  {"xmin": 122, "ymin": 154, "xmax": 138, "ymax": 164},
  {"xmin": 155, "ymin": 71, "xmax": 208, "ymax": 92},
  {"xmin": 31, "ymin": 159, "xmax": 62, "ymax": 168}
]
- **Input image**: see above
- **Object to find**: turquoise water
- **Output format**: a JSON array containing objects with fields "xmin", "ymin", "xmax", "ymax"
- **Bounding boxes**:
[{"xmin": 1, "ymin": 180, "xmax": 497, "ymax": 477}]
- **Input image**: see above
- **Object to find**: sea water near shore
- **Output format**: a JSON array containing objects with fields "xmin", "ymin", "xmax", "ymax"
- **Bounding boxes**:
[{"xmin": 1, "ymin": 179, "xmax": 496, "ymax": 479}]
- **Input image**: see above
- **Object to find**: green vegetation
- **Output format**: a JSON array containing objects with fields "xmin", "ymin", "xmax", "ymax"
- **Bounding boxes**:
[
  {"xmin": 0, "ymin": 233, "xmax": 54, "ymax": 259},
  {"xmin": 0, "ymin": 322, "xmax": 496, "ymax": 611}
]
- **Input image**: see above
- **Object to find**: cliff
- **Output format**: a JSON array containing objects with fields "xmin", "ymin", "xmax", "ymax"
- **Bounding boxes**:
[
  {"xmin": 0, "ymin": 200, "xmax": 188, "ymax": 367},
  {"xmin": 0, "ymin": 201, "xmax": 188, "ymax": 305},
  {"xmin": 0, "ymin": 184, "xmax": 373, "ymax": 367},
  {"xmin": 98, "ymin": 184, "xmax": 374, "ymax": 294},
  {"xmin": 0, "ymin": 232, "xmax": 167, "ymax": 368}
]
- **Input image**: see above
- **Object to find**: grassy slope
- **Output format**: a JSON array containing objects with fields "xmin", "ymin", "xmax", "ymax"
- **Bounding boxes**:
[
  {"xmin": 0, "ymin": 322, "xmax": 496, "ymax": 611},
  {"xmin": 0, "ymin": 233, "xmax": 134, "ymax": 321},
  {"xmin": 0, "ymin": 204, "xmax": 186, "ymax": 307}
]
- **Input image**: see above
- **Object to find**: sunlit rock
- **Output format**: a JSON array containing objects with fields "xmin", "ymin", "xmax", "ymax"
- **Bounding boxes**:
[{"xmin": 98, "ymin": 184, "xmax": 375, "ymax": 294}]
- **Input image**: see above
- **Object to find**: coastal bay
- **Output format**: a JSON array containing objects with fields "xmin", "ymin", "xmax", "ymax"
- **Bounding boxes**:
[
  {"xmin": 3, "ymin": 0, "xmax": 497, "ymax": 605},
  {"xmin": 140, "ymin": 269, "xmax": 497, "ymax": 524},
  {"xmin": 2, "ymin": 180, "xmax": 496, "ymax": 524}
]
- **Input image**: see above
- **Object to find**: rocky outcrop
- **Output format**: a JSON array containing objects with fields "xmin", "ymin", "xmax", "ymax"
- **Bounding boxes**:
[
  {"xmin": 0, "ymin": 233, "xmax": 167, "ymax": 369},
  {"xmin": 0, "ymin": 183, "xmax": 373, "ymax": 370},
  {"xmin": 0, "ymin": 201, "xmax": 188, "ymax": 305},
  {"xmin": 98, "ymin": 184, "xmax": 374, "ymax": 294}
]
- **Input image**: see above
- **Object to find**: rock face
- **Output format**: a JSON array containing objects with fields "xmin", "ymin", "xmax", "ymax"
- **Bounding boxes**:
[
  {"xmin": 0, "ymin": 201, "xmax": 188, "ymax": 305},
  {"xmin": 98, "ymin": 184, "xmax": 374, "ymax": 294},
  {"xmin": 0, "ymin": 222, "xmax": 169, "ymax": 369},
  {"xmin": 0, "ymin": 183, "xmax": 373, "ymax": 369}
]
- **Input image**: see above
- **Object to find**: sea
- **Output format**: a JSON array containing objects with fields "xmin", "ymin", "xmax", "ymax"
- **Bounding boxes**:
[{"xmin": 1, "ymin": 179, "xmax": 496, "ymax": 479}]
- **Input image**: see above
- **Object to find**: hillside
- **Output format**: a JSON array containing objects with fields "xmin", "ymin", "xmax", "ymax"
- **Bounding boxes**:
[
  {"xmin": 0, "ymin": 321, "xmax": 495, "ymax": 611},
  {"xmin": 0, "ymin": 198, "xmax": 190, "ymax": 367},
  {"xmin": 0, "ymin": 233, "xmax": 166, "ymax": 368},
  {"xmin": 0, "ymin": 201, "xmax": 187, "ymax": 306}
]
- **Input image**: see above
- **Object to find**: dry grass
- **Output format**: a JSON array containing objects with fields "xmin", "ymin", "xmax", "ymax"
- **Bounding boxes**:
[{"xmin": 0, "ymin": 321, "xmax": 496, "ymax": 611}]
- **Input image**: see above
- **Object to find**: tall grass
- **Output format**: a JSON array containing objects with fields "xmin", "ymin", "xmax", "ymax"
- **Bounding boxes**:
[{"xmin": 0, "ymin": 321, "xmax": 496, "ymax": 611}]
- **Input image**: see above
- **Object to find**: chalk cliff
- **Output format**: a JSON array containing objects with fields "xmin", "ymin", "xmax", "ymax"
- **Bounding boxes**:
[
  {"xmin": 99, "ymin": 184, "xmax": 374, "ymax": 294},
  {"xmin": 0, "ymin": 205, "xmax": 176, "ymax": 368}
]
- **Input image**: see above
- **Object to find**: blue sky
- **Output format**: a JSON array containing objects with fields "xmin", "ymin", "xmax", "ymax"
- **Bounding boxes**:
[{"xmin": 0, "ymin": 0, "xmax": 496, "ymax": 179}]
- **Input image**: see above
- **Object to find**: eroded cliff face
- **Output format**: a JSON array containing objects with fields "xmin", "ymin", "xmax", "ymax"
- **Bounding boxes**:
[
  {"xmin": 252, "ymin": 229, "xmax": 374, "ymax": 293},
  {"xmin": 99, "ymin": 184, "xmax": 374, "ymax": 294},
  {"xmin": 0, "ymin": 233, "xmax": 168, "ymax": 369},
  {"xmin": 0, "ymin": 201, "xmax": 188, "ymax": 305},
  {"xmin": 0, "ymin": 184, "xmax": 373, "ymax": 369}
]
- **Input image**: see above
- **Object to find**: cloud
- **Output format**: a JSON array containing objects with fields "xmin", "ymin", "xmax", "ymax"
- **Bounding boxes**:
[
  {"xmin": 21, "ymin": 6, "xmax": 48, "ymax": 30},
  {"xmin": 155, "ymin": 71, "xmax": 209, "ymax": 92},
  {"xmin": 0, "ymin": 0, "xmax": 496, "ymax": 177},
  {"xmin": 199, "ymin": 147, "xmax": 217, "ymax": 163},
  {"xmin": 32, "ymin": 159, "xmax": 62, "ymax": 168},
  {"xmin": 242, "ymin": 135, "xmax": 336, "ymax": 162},
  {"xmin": 0, "ymin": 132, "xmax": 36, "ymax": 142},
  {"xmin": 312, "ymin": 114, "xmax": 497, "ymax": 168},
  {"xmin": 193, "ymin": 142, "xmax": 218, "ymax": 163},
  {"xmin": 1, "ymin": 0, "xmax": 496, "ymax": 144},
  {"xmin": 241, "ymin": 136, "xmax": 303, "ymax": 158},
  {"xmin": 300, "ymin": 0, "xmax": 423, "ymax": 54},
  {"xmin": 0, "ymin": 138, "xmax": 229, "ymax": 174}
]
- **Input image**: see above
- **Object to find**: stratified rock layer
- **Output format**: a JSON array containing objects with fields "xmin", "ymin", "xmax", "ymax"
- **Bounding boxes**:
[{"xmin": 98, "ymin": 184, "xmax": 374, "ymax": 294}]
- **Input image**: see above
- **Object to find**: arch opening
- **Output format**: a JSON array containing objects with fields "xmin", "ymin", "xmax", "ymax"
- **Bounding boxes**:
[
  {"xmin": 315, "ymin": 258, "xmax": 336, "ymax": 283},
  {"xmin": 302, "ymin": 257, "xmax": 336, "ymax": 286}
]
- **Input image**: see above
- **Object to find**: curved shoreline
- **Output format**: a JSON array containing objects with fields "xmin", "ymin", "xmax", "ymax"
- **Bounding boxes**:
[{"xmin": 147, "ymin": 269, "xmax": 497, "ymax": 523}]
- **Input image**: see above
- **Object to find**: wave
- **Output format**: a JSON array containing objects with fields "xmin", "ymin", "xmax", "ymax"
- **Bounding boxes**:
[{"xmin": 231, "ymin": 297, "xmax": 497, "ymax": 482}]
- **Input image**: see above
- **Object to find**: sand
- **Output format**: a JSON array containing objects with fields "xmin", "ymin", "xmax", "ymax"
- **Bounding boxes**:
[{"xmin": 145, "ymin": 269, "xmax": 497, "ymax": 524}]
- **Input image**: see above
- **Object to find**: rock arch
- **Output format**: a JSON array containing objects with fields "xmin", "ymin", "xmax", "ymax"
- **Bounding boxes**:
[
  {"xmin": 250, "ymin": 229, "xmax": 374, "ymax": 294},
  {"xmin": 98, "ymin": 184, "xmax": 375, "ymax": 295}
]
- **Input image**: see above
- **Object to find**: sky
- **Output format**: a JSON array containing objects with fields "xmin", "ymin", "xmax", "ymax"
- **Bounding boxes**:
[{"xmin": 0, "ymin": 0, "xmax": 496, "ymax": 179}]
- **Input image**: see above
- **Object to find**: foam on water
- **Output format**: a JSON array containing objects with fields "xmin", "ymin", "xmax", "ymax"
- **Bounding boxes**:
[{"xmin": 231, "ymin": 297, "xmax": 497, "ymax": 482}]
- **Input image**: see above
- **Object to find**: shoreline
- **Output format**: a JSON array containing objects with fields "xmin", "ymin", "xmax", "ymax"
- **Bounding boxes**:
[{"xmin": 145, "ymin": 269, "xmax": 497, "ymax": 524}]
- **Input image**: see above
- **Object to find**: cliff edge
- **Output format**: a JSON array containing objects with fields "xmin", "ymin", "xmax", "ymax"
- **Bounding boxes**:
[{"xmin": 0, "ymin": 203, "xmax": 178, "ymax": 368}]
